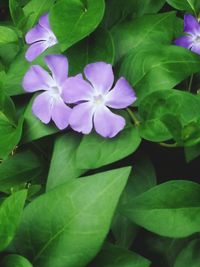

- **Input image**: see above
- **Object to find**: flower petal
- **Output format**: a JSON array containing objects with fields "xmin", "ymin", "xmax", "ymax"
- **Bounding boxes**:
[
  {"xmin": 184, "ymin": 14, "xmax": 200, "ymax": 35},
  {"xmin": 51, "ymin": 98, "xmax": 71, "ymax": 130},
  {"xmin": 23, "ymin": 65, "xmax": 53, "ymax": 92},
  {"xmin": 105, "ymin": 77, "xmax": 137, "ymax": 109},
  {"xmin": 39, "ymin": 13, "xmax": 51, "ymax": 31},
  {"xmin": 45, "ymin": 55, "xmax": 68, "ymax": 85},
  {"xmin": 84, "ymin": 62, "xmax": 114, "ymax": 94},
  {"xmin": 62, "ymin": 75, "xmax": 93, "ymax": 103},
  {"xmin": 191, "ymin": 43, "xmax": 200, "ymax": 55},
  {"xmin": 25, "ymin": 24, "xmax": 48, "ymax": 44},
  {"xmin": 25, "ymin": 41, "xmax": 49, "ymax": 62},
  {"xmin": 69, "ymin": 102, "xmax": 94, "ymax": 134},
  {"xmin": 32, "ymin": 92, "xmax": 52, "ymax": 124},
  {"xmin": 174, "ymin": 36, "xmax": 193, "ymax": 49},
  {"xmin": 94, "ymin": 106, "xmax": 125, "ymax": 138}
]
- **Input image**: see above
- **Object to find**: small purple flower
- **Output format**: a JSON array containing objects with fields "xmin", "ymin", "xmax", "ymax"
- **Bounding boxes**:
[
  {"xmin": 25, "ymin": 13, "xmax": 58, "ymax": 62},
  {"xmin": 62, "ymin": 62, "xmax": 136, "ymax": 138},
  {"xmin": 174, "ymin": 14, "xmax": 200, "ymax": 55},
  {"xmin": 23, "ymin": 55, "xmax": 71, "ymax": 130}
]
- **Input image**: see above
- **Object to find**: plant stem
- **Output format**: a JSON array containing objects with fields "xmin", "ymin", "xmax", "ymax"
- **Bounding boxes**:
[
  {"xmin": 159, "ymin": 142, "xmax": 178, "ymax": 148},
  {"xmin": 188, "ymin": 74, "xmax": 193, "ymax": 92},
  {"xmin": 127, "ymin": 108, "xmax": 140, "ymax": 126}
]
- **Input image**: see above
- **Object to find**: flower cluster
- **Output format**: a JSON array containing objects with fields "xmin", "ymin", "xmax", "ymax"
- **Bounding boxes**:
[{"xmin": 23, "ymin": 14, "xmax": 136, "ymax": 138}]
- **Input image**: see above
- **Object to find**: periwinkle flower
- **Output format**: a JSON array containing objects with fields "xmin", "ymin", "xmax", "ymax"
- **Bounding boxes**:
[
  {"xmin": 62, "ymin": 62, "xmax": 136, "ymax": 138},
  {"xmin": 23, "ymin": 55, "xmax": 71, "ymax": 130},
  {"xmin": 25, "ymin": 13, "xmax": 58, "ymax": 62},
  {"xmin": 174, "ymin": 14, "xmax": 200, "ymax": 55}
]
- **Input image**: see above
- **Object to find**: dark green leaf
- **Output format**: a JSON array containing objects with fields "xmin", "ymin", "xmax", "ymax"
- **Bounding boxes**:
[{"xmin": 1, "ymin": 254, "xmax": 32, "ymax": 267}]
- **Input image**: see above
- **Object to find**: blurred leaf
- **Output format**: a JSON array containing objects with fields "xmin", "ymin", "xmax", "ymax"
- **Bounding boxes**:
[
  {"xmin": 13, "ymin": 167, "xmax": 131, "ymax": 267},
  {"xmin": 122, "ymin": 180, "xmax": 200, "ymax": 237},
  {"xmin": 88, "ymin": 243, "xmax": 151, "ymax": 267},
  {"xmin": 174, "ymin": 239, "xmax": 200, "ymax": 267},
  {"xmin": 1, "ymin": 254, "xmax": 32, "ymax": 267},
  {"xmin": 0, "ymin": 26, "xmax": 18, "ymax": 44},
  {"xmin": 50, "ymin": 0, "xmax": 105, "ymax": 51},
  {"xmin": 166, "ymin": 0, "xmax": 200, "ymax": 14},
  {"xmin": 0, "ymin": 190, "xmax": 27, "ymax": 251},
  {"xmin": 76, "ymin": 126, "xmax": 141, "ymax": 169},
  {"xmin": 9, "ymin": 0, "xmax": 26, "ymax": 29},
  {"xmin": 184, "ymin": 143, "xmax": 200, "ymax": 162},
  {"xmin": 46, "ymin": 133, "xmax": 84, "ymax": 191}
]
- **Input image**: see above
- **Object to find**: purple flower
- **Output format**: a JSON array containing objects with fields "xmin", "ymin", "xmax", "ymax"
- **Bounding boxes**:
[
  {"xmin": 23, "ymin": 55, "xmax": 71, "ymax": 130},
  {"xmin": 25, "ymin": 13, "xmax": 58, "ymax": 62},
  {"xmin": 174, "ymin": 14, "xmax": 200, "ymax": 55},
  {"xmin": 62, "ymin": 62, "xmax": 137, "ymax": 138}
]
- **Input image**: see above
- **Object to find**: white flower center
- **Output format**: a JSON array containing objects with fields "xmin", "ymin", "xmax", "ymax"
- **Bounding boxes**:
[
  {"xmin": 195, "ymin": 35, "xmax": 200, "ymax": 43},
  {"xmin": 47, "ymin": 35, "xmax": 57, "ymax": 46},
  {"xmin": 93, "ymin": 94, "xmax": 105, "ymax": 106},
  {"xmin": 51, "ymin": 86, "xmax": 61, "ymax": 95}
]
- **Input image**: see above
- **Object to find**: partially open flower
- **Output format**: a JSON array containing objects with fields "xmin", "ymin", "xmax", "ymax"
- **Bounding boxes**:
[
  {"xmin": 23, "ymin": 55, "xmax": 71, "ymax": 129},
  {"xmin": 62, "ymin": 62, "xmax": 137, "ymax": 138},
  {"xmin": 174, "ymin": 14, "xmax": 200, "ymax": 55},
  {"xmin": 25, "ymin": 13, "xmax": 58, "ymax": 62}
]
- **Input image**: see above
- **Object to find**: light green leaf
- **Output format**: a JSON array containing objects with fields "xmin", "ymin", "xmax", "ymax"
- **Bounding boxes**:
[
  {"xmin": 122, "ymin": 180, "xmax": 200, "ymax": 237},
  {"xmin": 1, "ymin": 254, "xmax": 32, "ymax": 267},
  {"xmin": 13, "ymin": 167, "xmax": 131, "ymax": 267},
  {"xmin": 76, "ymin": 126, "xmax": 141, "ymax": 169},
  {"xmin": 0, "ymin": 26, "xmax": 18, "ymax": 44},
  {"xmin": 50, "ymin": 0, "xmax": 105, "ymax": 51},
  {"xmin": 166, "ymin": 0, "xmax": 200, "ymax": 14},
  {"xmin": 0, "ymin": 190, "xmax": 27, "ymax": 251}
]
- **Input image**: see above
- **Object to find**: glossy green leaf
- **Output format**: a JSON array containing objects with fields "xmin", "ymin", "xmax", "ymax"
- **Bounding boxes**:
[
  {"xmin": 46, "ymin": 133, "xmax": 84, "ymax": 191},
  {"xmin": 0, "ymin": 151, "xmax": 43, "ymax": 193},
  {"xmin": 166, "ymin": 0, "xmax": 200, "ymax": 14},
  {"xmin": 174, "ymin": 239, "xmax": 200, "ymax": 267},
  {"xmin": 122, "ymin": 180, "xmax": 200, "ymax": 237},
  {"xmin": 0, "ymin": 26, "xmax": 18, "ymax": 44},
  {"xmin": 13, "ymin": 167, "xmax": 131, "ymax": 267},
  {"xmin": 119, "ymin": 46, "xmax": 200, "ymax": 101},
  {"xmin": 76, "ymin": 126, "xmax": 141, "ymax": 169},
  {"xmin": 50, "ymin": 0, "xmax": 105, "ymax": 51},
  {"xmin": 88, "ymin": 243, "xmax": 151, "ymax": 267},
  {"xmin": 0, "ymin": 190, "xmax": 27, "ymax": 251},
  {"xmin": 1, "ymin": 254, "xmax": 32, "ymax": 267}
]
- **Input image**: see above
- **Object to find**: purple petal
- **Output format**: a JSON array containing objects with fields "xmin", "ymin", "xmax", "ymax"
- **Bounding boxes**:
[
  {"xmin": 23, "ymin": 65, "xmax": 53, "ymax": 92},
  {"xmin": 174, "ymin": 36, "xmax": 193, "ymax": 49},
  {"xmin": 45, "ymin": 55, "xmax": 68, "ymax": 85},
  {"xmin": 39, "ymin": 13, "xmax": 51, "ymax": 31},
  {"xmin": 105, "ymin": 77, "xmax": 137, "ymax": 109},
  {"xmin": 94, "ymin": 106, "xmax": 125, "ymax": 138},
  {"xmin": 191, "ymin": 43, "xmax": 200, "ymax": 55},
  {"xmin": 32, "ymin": 92, "xmax": 52, "ymax": 124},
  {"xmin": 69, "ymin": 102, "xmax": 94, "ymax": 134},
  {"xmin": 84, "ymin": 62, "xmax": 114, "ymax": 94},
  {"xmin": 62, "ymin": 75, "xmax": 93, "ymax": 103},
  {"xmin": 25, "ymin": 41, "xmax": 49, "ymax": 62},
  {"xmin": 25, "ymin": 24, "xmax": 48, "ymax": 44},
  {"xmin": 51, "ymin": 98, "xmax": 71, "ymax": 130},
  {"xmin": 184, "ymin": 14, "xmax": 200, "ymax": 35}
]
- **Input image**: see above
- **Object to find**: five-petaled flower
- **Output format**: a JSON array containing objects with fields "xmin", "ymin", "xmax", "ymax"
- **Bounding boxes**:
[
  {"xmin": 25, "ymin": 13, "xmax": 58, "ymax": 62},
  {"xmin": 174, "ymin": 14, "xmax": 200, "ymax": 55},
  {"xmin": 62, "ymin": 62, "xmax": 137, "ymax": 138},
  {"xmin": 23, "ymin": 55, "xmax": 71, "ymax": 130}
]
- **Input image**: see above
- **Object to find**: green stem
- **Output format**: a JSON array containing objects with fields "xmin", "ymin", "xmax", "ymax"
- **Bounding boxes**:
[
  {"xmin": 127, "ymin": 108, "xmax": 140, "ymax": 126},
  {"xmin": 159, "ymin": 142, "xmax": 178, "ymax": 148},
  {"xmin": 188, "ymin": 74, "xmax": 193, "ymax": 92}
]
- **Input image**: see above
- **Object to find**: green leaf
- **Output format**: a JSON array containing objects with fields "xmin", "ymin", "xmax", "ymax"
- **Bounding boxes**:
[
  {"xmin": 88, "ymin": 243, "xmax": 151, "ymax": 267},
  {"xmin": 119, "ymin": 46, "xmax": 200, "ymax": 101},
  {"xmin": 23, "ymin": 0, "xmax": 55, "ymax": 30},
  {"xmin": 13, "ymin": 167, "xmax": 131, "ymax": 267},
  {"xmin": 174, "ymin": 239, "xmax": 200, "ymax": 267},
  {"xmin": 0, "ymin": 26, "xmax": 18, "ymax": 44},
  {"xmin": 111, "ymin": 12, "xmax": 176, "ymax": 62},
  {"xmin": 9, "ymin": 0, "xmax": 25, "ymax": 28},
  {"xmin": 138, "ymin": 89, "xmax": 200, "ymax": 142},
  {"xmin": 76, "ymin": 126, "xmax": 141, "ymax": 169},
  {"xmin": 50, "ymin": 0, "xmax": 105, "ymax": 51},
  {"xmin": 22, "ymin": 95, "xmax": 59, "ymax": 143},
  {"xmin": 184, "ymin": 143, "xmax": 200, "ymax": 162},
  {"xmin": 67, "ymin": 27, "xmax": 115, "ymax": 75},
  {"xmin": 1, "ymin": 254, "xmax": 32, "ymax": 267},
  {"xmin": 0, "ymin": 190, "xmax": 27, "ymax": 251},
  {"xmin": 166, "ymin": 0, "xmax": 200, "ymax": 14},
  {"xmin": 46, "ymin": 133, "xmax": 84, "ymax": 191},
  {"xmin": 112, "ymin": 156, "xmax": 156, "ymax": 248},
  {"xmin": 0, "ymin": 151, "xmax": 43, "ymax": 193},
  {"xmin": 122, "ymin": 180, "xmax": 200, "ymax": 237}
]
